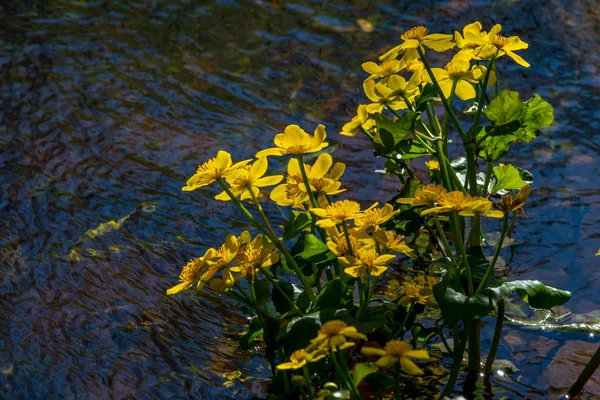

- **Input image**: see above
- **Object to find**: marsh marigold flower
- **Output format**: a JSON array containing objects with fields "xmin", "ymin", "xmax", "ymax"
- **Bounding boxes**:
[
  {"xmin": 210, "ymin": 270, "xmax": 235, "ymax": 294},
  {"xmin": 497, "ymin": 184, "xmax": 530, "ymax": 214},
  {"xmin": 197, "ymin": 234, "xmax": 240, "ymax": 290},
  {"xmin": 215, "ymin": 157, "xmax": 283, "ymax": 201},
  {"xmin": 460, "ymin": 22, "xmax": 530, "ymax": 67},
  {"xmin": 230, "ymin": 232, "xmax": 279, "ymax": 281},
  {"xmin": 397, "ymin": 184, "xmax": 447, "ymax": 208},
  {"xmin": 372, "ymin": 229, "xmax": 417, "ymax": 258},
  {"xmin": 380, "ymin": 25, "xmax": 455, "ymax": 62},
  {"xmin": 325, "ymin": 227, "xmax": 369, "ymax": 260},
  {"xmin": 361, "ymin": 340, "xmax": 429, "ymax": 374},
  {"xmin": 399, "ymin": 282, "xmax": 434, "ymax": 307},
  {"xmin": 270, "ymin": 153, "xmax": 345, "ymax": 207},
  {"xmin": 354, "ymin": 203, "xmax": 399, "ymax": 232},
  {"xmin": 183, "ymin": 150, "xmax": 251, "ymax": 191},
  {"xmin": 341, "ymin": 105, "xmax": 375, "ymax": 137},
  {"xmin": 363, "ymin": 74, "xmax": 420, "ymax": 113},
  {"xmin": 361, "ymin": 59, "xmax": 404, "ymax": 79},
  {"xmin": 423, "ymin": 54, "xmax": 495, "ymax": 101},
  {"xmin": 342, "ymin": 247, "xmax": 395, "ymax": 279},
  {"xmin": 310, "ymin": 200, "xmax": 367, "ymax": 228},
  {"xmin": 256, "ymin": 124, "xmax": 328, "ymax": 157},
  {"xmin": 420, "ymin": 191, "xmax": 503, "ymax": 218},
  {"xmin": 307, "ymin": 320, "xmax": 367, "ymax": 352},
  {"xmin": 166, "ymin": 248, "xmax": 219, "ymax": 295},
  {"xmin": 425, "ymin": 159, "xmax": 440, "ymax": 171},
  {"xmin": 276, "ymin": 349, "xmax": 327, "ymax": 371}
]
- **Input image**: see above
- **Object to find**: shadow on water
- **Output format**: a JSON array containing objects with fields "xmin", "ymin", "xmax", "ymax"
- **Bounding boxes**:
[{"xmin": 0, "ymin": 0, "xmax": 598, "ymax": 398}]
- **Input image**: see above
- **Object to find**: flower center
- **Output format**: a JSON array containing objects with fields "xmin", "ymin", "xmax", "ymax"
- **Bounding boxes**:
[
  {"xmin": 320, "ymin": 320, "xmax": 348, "ymax": 336},
  {"xmin": 180, "ymin": 258, "xmax": 204, "ymax": 281},
  {"xmin": 490, "ymin": 34, "xmax": 510, "ymax": 49},
  {"xmin": 401, "ymin": 26, "xmax": 428, "ymax": 41},
  {"xmin": 384, "ymin": 340, "xmax": 410, "ymax": 355}
]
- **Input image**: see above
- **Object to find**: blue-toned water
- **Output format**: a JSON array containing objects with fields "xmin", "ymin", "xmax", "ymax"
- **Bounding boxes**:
[{"xmin": 0, "ymin": 0, "xmax": 598, "ymax": 398}]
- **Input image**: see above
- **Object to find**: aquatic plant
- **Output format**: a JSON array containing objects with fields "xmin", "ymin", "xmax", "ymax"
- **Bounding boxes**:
[{"xmin": 167, "ymin": 21, "xmax": 577, "ymax": 399}]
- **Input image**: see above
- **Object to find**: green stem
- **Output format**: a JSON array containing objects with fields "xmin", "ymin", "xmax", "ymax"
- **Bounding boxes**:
[
  {"xmin": 297, "ymin": 155, "xmax": 319, "ymax": 209},
  {"xmin": 359, "ymin": 125, "xmax": 374, "ymax": 141},
  {"xmin": 217, "ymin": 178, "xmax": 271, "ymax": 237},
  {"xmin": 425, "ymin": 102, "xmax": 442, "ymax": 135},
  {"xmin": 480, "ymin": 162, "xmax": 493, "ymax": 197},
  {"xmin": 302, "ymin": 365, "xmax": 314, "ymax": 400},
  {"xmin": 450, "ymin": 211, "xmax": 473, "ymax": 294},
  {"xmin": 569, "ymin": 344, "xmax": 600, "ymax": 397},
  {"xmin": 330, "ymin": 350, "xmax": 362, "ymax": 400},
  {"xmin": 433, "ymin": 215, "xmax": 457, "ymax": 266},
  {"xmin": 394, "ymin": 363, "xmax": 402, "ymax": 400},
  {"xmin": 435, "ymin": 141, "xmax": 453, "ymax": 191},
  {"xmin": 484, "ymin": 300, "xmax": 504, "ymax": 376},
  {"xmin": 472, "ymin": 56, "xmax": 497, "ymax": 141},
  {"xmin": 248, "ymin": 184, "xmax": 280, "ymax": 243},
  {"xmin": 395, "ymin": 300, "xmax": 414, "ymax": 338},
  {"xmin": 475, "ymin": 214, "xmax": 510, "ymax": 294},
  {"xmin": 467, "ymin": 320, "xmax": 481, "ymax": 378},
  {"xmin": 249, "ymin": 279, "xmax": 276, "ymax": 373},
  {"xmin": 440, "ymin": 78, "xmax": 458, "ymax": 142},
  {"xmin": 437, "ymin": 329, "xmax": 468, "ymax": 400},
  {"xmin": 257, "ymin": 266, "xmax": 305, "ymax": 316},
  {"xmin": 417, "ymin": 47, "xmax": 467, "ymax": 142},
  {"xmin": 439, "ymin": 329, "xmax": 457, "ymax": 362}
]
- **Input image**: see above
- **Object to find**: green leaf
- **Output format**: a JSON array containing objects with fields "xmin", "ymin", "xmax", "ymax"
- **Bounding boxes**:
[
  {"xmin": 314, "ymin": 278, "xmax": 353, "ymax": 310},
  {"xmin": 434, "ymin": 273, "xmax": 571, "ymax": 324},
  {"xmin": 372, "ymin": 112, "xmax": 416, "ymax": 155},
  {"xmin": 514, "ymin": 94, "xmax": 554, "ymax": 143},
  {"xmin": 272, "ymin": 281, "xmax": 303, "ymax": 314},
  {"xmin": 283, "ymin": 308, "xmax": 351, "ymax": 351},
  {"xmin": 299, "ymin": 234, "xmax": 337, "ymax": 265},
  {"xmin": 239, "ymin": 316, "xmax": 263, "ymax": 350},
  {"xmin": 352, "ymin": 363, "xmax": 378, "ymax": 386},
  {"xmin": 483, "ymin": 90, "xmax": 525, "ymax": 126},
  {"xmin": 479, "ymin": 92, "xmax": 554, "ymax": 162},
  {"xmin": 253, "ymin": 279, "xmax": 271, "ymax": 306},
  {"xmin": 415, "ymin": 83, "xmax": 439, "ymax": 112},
  {"xmin": 395, "ymin": 140, "xmax": 430, "ymax": 159},
  {"xmin": 491, "ymin": 164, "xmax": 526, "ymax": 194},
  {"xmin": 283, "ymin": 211, "xmax": 312, "ymax": 241}
]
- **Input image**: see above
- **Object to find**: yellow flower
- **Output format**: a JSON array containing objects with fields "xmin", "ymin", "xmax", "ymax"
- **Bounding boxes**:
[
  {"xmin": 380, "ymin": 26, "xmax": 455, "ymax": 62},
  {"xmin": 423, "ymin": 55, "xmax": 495, "ymax": 101},
  {"xmin": 215, "ymin": 157, "xmax": 283, "ymax": 201},
  {"xmin": 372, "ymin": 229, "xmax": 416, "ymax": 259},
  {"xmin": 354, "ymin": 203, "xmax": 399, "ymax": 232},
  {"xmin": 361, "ymin": 59, "xmax": 404, "ymax": 79},
  {"xmin": 454, "ymin": 21, "xmax": 488, "ymax": 51},
  {"xmin": 425, "ymin": 159, "xmax": 440, "ymax": 171},
  {"xmin": 363, "ymin": 74, "xmax": 420, "ymax": 113},
  {"xmin": 276, "ymin": 349, "xmax": 327, "ymax": 371},
  {"xmin": 310, "ymin": 200, "xmax": 365, "ymax": 228},
  {"xmin": 361, "ymin": 340, "xmax": 429, "ymax": 374},
  {"xmin": 396, "ymin": 184, "xmax": 447, "ymax": 207},
  {"xmin": 325, "ymin": 227, "xmax": 369, "ymax": 259},
  {"xmin": 341, "ymin": 105, "xmax": 375, "ymax": 137},
  {"xmin": 256, "ymin": 124, "xmax": 328, "ymax": 157},
  {"xmin": 461, "ymin": 22, "xmax": 530, "ymax": 67},
  {"xmin": 306, "ymin": 320, "xmax": 367, "ymax": 352},
  {"xmin": 182, "ymin": 151, "xmax": 251, "ymax": 191},
  {"xmin": 210, "ymin": 270, "xmax": 235, "ymax": 293},
  {"xmin": 197, "ymin": 234, "xmax": 240, "ymax": 290},
  {"xmin": 497, "ymin": 184, "xmax": 530, "ymax": 214},
  {"xmin": 419, "ymin": 191, "xmax": 503, "ymax": 218},
  {"xmin": 270, "ymin": 154, "xmax": 345, "ymax": 207},
  {"xmin": 342, "ymin": 247, "xmax": 395, "ymax": 279},
  {"xmin": 166, "ymin": 248, "xmax": 219, "ymax": 295},
  {"xmin": 230, "ymin": 232, "xmax": 279, "ymax": 281},
  {"xmin": 398, "ymin": 283, "xmax": 434, "ymax": 307}
]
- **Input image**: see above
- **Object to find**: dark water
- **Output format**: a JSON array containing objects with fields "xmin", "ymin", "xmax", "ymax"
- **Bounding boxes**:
[{"xmin": 0, "ymin": 0, "xmax": 598, "ymax": 398}]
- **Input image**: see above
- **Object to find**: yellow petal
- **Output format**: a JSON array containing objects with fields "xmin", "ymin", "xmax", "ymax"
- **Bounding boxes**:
[
  {"xmin": 312, "ymin": 124, "xmax": 327, "ymax": 147},
  {"xmin": 490, "ymin": 24, "xmax": 502, "ymax": 36},
  {"xmin": 422, "ymin": 34, "xmax": 455, "ymax": 52},
  {"xmin": 214, "ymin": 150, "xmax": 232, "ymax": 170},
  {"xmin": 362, "ymin": 61, "xmax": 382, "ymax": 76},
  {"xmin": 254, "ymin": 175, "xmax": 283, "ymax": 187},
  {"xmin": 505, "ymin": 36, "xmax": 529, "ymax": 51},
  {"xmin": 215, "ymin": 191, "xmax": 232, "ymax": 201},
  {"xmin": 270, "ymin": 184, "xmax": 294, "ymax": 206},
  {"xmin": 310, "ymin": 153, "xmax": 333, "ymax": 179},
  {"xmin": 506, "ymin": 50, "xmax": 530, "ymax": 68},
  {"xmin": 256, "ymin": 147, "xmax": 284, "ymax": 158},
  {"xmin": 379, "ymin": 44, "xmax": 403, "ymax": 61},
  {"xmin": 361, "ymin": 347, "xmax": 387, "ymax": 356},
  {"xmin": 400, "ymin": 357, "xmax": 424, "ymax": 375},
  {"xmin": 399, "ymin": 39, "xmax": 420, "ymax": 50},
  {"xmin": 251, "ymin": 157, "xmax": 268, "ymax": 179},
  {"xmin": 454, "ymin": 80, "xmax": 476, "ymax": 100},
  {"xmin": 404, "ymin": 350, "xmax": 430, "ymax": 360},
  {"xmin": 376, "ymin": 355, "xmax": 397, "ymax": 368},
  {"xmin": 166, "ymin": 281, "xmax": 192, "ymax": 295}
]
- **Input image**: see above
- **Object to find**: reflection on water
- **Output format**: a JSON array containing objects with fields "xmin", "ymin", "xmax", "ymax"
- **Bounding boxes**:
[{"xmin": 0, "ymin": 0, "xmax": 598, "ymax": 398}]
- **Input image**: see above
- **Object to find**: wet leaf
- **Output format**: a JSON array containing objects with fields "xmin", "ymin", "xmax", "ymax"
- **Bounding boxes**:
[
  {"xmin": 283, "ymin": 211, "xmax": 312, "ymax": 241},
  {"xmin": 314, "ymin": 278, "xmax": 353, "ymax": 310},
  {"xmin": 491, "ymin": 164, "xmax": 526, "ymax": 193},
  {"xmin": 352, "ymin": 363, "xmax": 378, "ymax": 386}
]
